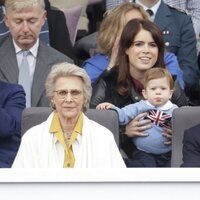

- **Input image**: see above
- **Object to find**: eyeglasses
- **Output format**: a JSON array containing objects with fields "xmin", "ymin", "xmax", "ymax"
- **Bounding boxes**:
[{"xmin": 54, "ymin": 89, "xmax": 82, "ymax": 99}]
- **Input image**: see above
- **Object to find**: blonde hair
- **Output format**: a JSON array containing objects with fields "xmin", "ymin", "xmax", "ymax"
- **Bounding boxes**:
[
  {"xmin": 97, "ymin": 2, "xmax": 149, "ymax": 56},
  {"xmin": 5, "ymin": 0, "xmax": 45, "ymax": 13},
  {"xmin": 143, "ymin": 68, "xmax": 174, "ymax": 90},
  {"xmin": 45, "ymin": 63, "xmax": 92, "ymax": 112}
]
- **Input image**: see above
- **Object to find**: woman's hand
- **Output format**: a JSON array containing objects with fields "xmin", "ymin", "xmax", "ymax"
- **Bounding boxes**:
[
  {"xmin": 125, "ymin": 112, "xmax": 151, "ymax": 137},
  {"xmin": 107, "ymin": 36, "xmax": 120, "ymax": 70},
  {"xmin": 163, "ymin": 127, "xmax": 172, "ymax": 145}
]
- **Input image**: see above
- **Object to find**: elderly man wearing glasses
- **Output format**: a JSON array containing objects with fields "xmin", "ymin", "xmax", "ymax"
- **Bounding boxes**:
[{"xmin": 12, "ymin": 62, "xmax": 125, "ymax": 168}]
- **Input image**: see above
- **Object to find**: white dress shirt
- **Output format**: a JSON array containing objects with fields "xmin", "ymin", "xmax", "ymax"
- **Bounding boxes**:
[{"xmin": 135, "ymin": 0, "xmax": 161, "ymax": 21}]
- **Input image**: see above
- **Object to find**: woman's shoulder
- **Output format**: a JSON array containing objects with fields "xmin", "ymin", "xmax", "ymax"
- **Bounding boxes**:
[
  {"xmin": 94, "ymin": 67, "xmax": 119, "ymax": 96},
  {"xmin": 82, "ymin": 53, "xmax": 109, "ymax": 67},
  {"xmin": 100, "ymin": 66, "xmax": 119, "ymax": 82}
]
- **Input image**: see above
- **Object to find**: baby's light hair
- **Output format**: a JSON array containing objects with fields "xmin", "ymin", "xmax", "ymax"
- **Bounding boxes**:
[{"xmin": 143, "ymin": 68, "xmax": 174, "ymax": 90}]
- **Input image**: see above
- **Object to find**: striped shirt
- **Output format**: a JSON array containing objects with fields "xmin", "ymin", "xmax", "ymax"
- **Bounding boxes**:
[{"xmin": 106, "ymin": 0, "xmax": 131, "ymax": 10}]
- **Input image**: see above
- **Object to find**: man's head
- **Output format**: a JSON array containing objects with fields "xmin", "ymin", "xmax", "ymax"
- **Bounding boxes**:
[{"xmin": 4, "ymin": 0, "xmax": 46, "ymax": 49}]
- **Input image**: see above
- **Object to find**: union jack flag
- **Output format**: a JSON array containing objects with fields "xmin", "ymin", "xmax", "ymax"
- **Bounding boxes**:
[{"xmin": 144, "ymin": 109, "xmax": 172, "ymax": 129}]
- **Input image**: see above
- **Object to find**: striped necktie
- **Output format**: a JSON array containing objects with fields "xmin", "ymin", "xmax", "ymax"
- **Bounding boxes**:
[{"xmin": 18, "ymin": 51, "xmax": 31, "ymax": 107}]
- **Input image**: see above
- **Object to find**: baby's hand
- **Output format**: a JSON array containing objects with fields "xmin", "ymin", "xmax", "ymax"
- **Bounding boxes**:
[{"xmin": 96, "ymin": 102, "xmax": 113, "ymax": 110}]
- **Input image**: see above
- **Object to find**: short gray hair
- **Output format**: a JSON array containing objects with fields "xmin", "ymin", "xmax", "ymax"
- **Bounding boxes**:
[
  {"xmin": 45, "ymin": 62, "xmax": 92, "ymax": 112},
  {"xmin": 5, "ymin": 0, "xmax": 45, "ymax": 13}
]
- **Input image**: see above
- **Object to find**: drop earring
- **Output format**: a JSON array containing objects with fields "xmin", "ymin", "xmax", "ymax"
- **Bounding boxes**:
[{"xmin": 50, "ymin": 100, "xmax": 56, "ymax": 110}]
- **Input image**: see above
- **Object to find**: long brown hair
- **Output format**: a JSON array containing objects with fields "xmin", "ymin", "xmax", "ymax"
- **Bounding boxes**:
[{"xmin": 116, "ymin": 18, "xmax": 165, "ymax": 95}]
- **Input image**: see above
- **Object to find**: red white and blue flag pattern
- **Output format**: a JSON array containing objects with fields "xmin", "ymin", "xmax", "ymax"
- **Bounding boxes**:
[{"xmin": 145, "ymin": 110, "xmax": 172, "ymax": 129}]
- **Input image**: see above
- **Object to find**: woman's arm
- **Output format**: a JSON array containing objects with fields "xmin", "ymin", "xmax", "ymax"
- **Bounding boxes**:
[
  {"xmin": 90, "ymin": 78, "xmax": 107, "ymax": 108},
  {"xmin": 171, "ymin": 80, "xmax": 188, "ymax": 107}
]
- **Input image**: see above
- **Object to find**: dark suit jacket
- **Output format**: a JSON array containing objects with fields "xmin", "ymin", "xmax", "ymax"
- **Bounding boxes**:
[
  {"xmin": 182, "ymin": 123, "xmax": 200, "ymax": 167},
  {"xmin": 0, "ymin": 35, "xmax": 72, "ymax": 107},
  {"xmin": 0, "ymin": 81, "xmax": 26, "ymax": 167},
  {"xmin": 154, "ymin": 1, "xmax": 199, "ymax": 94},
  {"xmin": 47, "ymin": 7, "xmax": 78, "ymax": 63}
]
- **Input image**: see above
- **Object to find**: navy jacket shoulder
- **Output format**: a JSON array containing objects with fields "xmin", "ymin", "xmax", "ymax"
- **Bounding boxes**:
[
  {"xmin": 47, "ymin": 7, "xmax": 77, "ymax": 61},
  {"xmin": 182, "ymin": 123, "xmax": 200, "ymax": 167},
  {"xmin": 155, "ymin": 1, "xmax": 199, "ymax": 90},
  {"xmin": 0, "ymin": 81, "xmax": 26, "ymax": 167}
]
